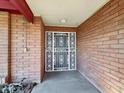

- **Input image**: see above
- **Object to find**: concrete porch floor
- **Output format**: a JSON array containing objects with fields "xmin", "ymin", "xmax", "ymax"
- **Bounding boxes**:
[{"xmin": 32, "ymin": 71, "xmax": 100, "ymax": 93}]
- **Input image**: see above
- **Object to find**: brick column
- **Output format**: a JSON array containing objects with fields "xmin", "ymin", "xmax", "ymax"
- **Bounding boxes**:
[{"xmin": 0, "ymin": 11, "xmax": 10, "ymax": 83}]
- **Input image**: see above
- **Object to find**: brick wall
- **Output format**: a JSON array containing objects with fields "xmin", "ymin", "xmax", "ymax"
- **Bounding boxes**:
[
  {"xmin": 45, "ymin": 26, "xmax": 77, "ymax": 32},
  {"xmin": 40, "ymin": 17, "xmax": 45, "ymax": 81},
  {"xmin": 11, "ymin": 15, "xmax": 44, "ymax": 83},
  {"xmin": 0, "ymin": 11, "xmax": 10, "ymax": 82},
  {"xmin": 0, "ymin": 11, "xmax": 45, "ymax": 83},
  {"xmin": 77, "ymin": 0, "xmax": 124, "ymax": 93}
]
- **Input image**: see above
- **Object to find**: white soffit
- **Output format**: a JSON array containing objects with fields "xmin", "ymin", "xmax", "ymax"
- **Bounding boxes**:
[{"xmin": 26, "ymin": 0, "xmax": 109, "ymax": 27}]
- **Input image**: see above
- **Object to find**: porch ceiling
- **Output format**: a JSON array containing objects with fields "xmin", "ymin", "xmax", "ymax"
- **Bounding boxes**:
[{"xmin": 26, "ymin": 0, "xmax": 109, "ymax": 27}]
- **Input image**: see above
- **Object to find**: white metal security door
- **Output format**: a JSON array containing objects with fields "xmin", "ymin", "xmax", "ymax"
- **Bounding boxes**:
[{"xmin": 45, "ymin": 32, "xmax": 76, "ymax": 72}]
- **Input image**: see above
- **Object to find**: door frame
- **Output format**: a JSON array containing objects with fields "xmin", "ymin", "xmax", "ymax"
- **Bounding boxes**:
[{"xmin": 45, "ymin": 31, "xmax": 77, "ymax": 72}]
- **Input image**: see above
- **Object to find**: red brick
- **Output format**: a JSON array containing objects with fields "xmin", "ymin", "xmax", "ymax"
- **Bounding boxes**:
[
  {"xmin": 0, "ymin": 11, "xmax": 9, "ymax": 82},
  {"xmin": 77, "ymin": 0, "xmax": 124, "ymax": 93}
]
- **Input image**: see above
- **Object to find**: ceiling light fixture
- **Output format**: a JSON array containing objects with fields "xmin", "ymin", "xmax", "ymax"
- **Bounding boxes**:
[{"xmin": 60, "ymin": 19, "xmax": 67, "ymax": 23}]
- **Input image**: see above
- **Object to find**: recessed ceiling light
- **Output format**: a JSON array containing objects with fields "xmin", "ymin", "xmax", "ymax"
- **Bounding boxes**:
[{"xmin": 60, "ymin": 19, "xmax": 67, "ymax": 23}]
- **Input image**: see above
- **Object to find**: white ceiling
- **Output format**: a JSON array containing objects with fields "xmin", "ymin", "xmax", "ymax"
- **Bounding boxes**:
[{"xmin": 26, "ymin": 0, "xmax": 109, "ymax": 27}]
